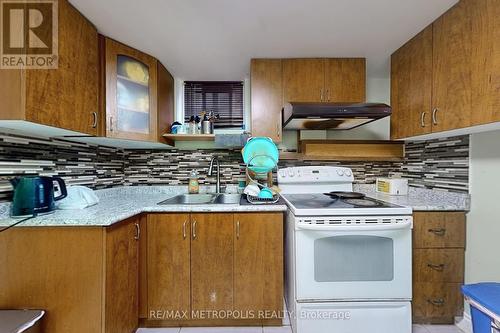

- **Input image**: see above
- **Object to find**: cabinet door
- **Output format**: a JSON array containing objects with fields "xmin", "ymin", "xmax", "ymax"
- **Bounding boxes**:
[
  {"xmin": 282, "ymin": 59, "xmax": 325, "ymax": 103},
  {"xmin": 250, "ymin": 59, "xmax": 283, "ymax": 142},
  {"xmin": 390, "ymin": 26, "xmax": 433, "ymax": 139},
  {"xmin": 105, "ymin": 38, "xmax": 158, "ymax": 141},
  {"xmin": 147, "ymin": 214, "xmax": 191, "ymax": 319},
  {"xmin": 324, "ymin": 59, "xmax": 365, "ymax": 103},
  {"xmin": 104, "ymin": 217, "xmax": 139, "ymax": 333},
  {"xmin": 157, "ymin": 61, "xmax": 175, "ymax": 142},
  {"xmin": 471, "ymin": 0, "xmax": 500, "ymax": 126},
  {"xmin": 432, "ymin": 0, "xmax": 473, "ymax": 132},
  {"xmin": 234, "ymin": 213, "xmax": 283, "ymax": 319},
  {"xmin": 191, "ymin": 213, "xmax": 234, "ymax": 313},
  {"xmin": 25, "ymin": 0, "xmax": 99, "ymax": 135}
]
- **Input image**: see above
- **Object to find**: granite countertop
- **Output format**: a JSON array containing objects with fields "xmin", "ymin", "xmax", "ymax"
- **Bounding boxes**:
[
  {"xmin": 354, "ymin": 184, "xmax": 470, "ymax": 212},
  {"xmin": 0, "ymin": 186, "xmax": 287, "ymax": 228}
]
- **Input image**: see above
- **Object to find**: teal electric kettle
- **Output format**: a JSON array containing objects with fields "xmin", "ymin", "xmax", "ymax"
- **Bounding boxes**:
[{"xmin": 10, "ymin": 176, "xmax": 67, "ymax": 217}]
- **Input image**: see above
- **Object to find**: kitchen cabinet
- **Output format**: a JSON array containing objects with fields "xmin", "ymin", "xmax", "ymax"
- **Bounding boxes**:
[
  {"xmin": 104, "ymin": 217, "xmax": 140, "ymax": 333},
  {"xmin": 250, "ymin": 59, "xmax": 283, "ymax": 142},
  {"xmin": 147, "ymin": 213, "xmax": 191, "ymax": 319},
  {"xmin": 191, "ymin": 213, "xmax": 234, "ymax": 313},
  {"xmin": 324, "ymin": 58, "xmax": 366, "ymax": 103},
  {"xmin": 391, "ymin": 0, "xmax": 500, "ymax": 139},
  {"xmin": 390, "ymin": 26, "xmax": 433, "ymax": 139},
  {"xmin": 0, "ymin": 0, "xmax": 99, "ymax": 135},
  {"xmin": 251, "ymin": 57, "xmax": 365, "ymax": 141},
  {"xmin": 412, "ymin": 212, "xmax": 466, "ymax": 324},
  {"xmin": 431, "ymin": 0, "xmax": 473, "ymax": 133},
  {"xmin": 144, "ymin": 212, "xmax": 283, "ymax": 326},
  {"xmin": 104, "ymin": 37, "xmax": 158, "ymax": 141},
  {"xmin": 233, "ymin": 213, "xmax": 283, "ymax": 316},
  {"xmin": 282, "ymin": 58, "xmax": 365, "ymax": 104},
  {"xmin": 282, "ymin": 59, "xmax": 325, "ymax": 103},
  {"xmin": 0, "ymin": 216, "xmax": 141, "ymax": 333}
]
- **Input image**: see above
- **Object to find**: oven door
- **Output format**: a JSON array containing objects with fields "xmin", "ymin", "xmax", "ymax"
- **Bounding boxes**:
[{"xmin": 294, "ymin": 217, "xmax": 412, "ymax": 301}]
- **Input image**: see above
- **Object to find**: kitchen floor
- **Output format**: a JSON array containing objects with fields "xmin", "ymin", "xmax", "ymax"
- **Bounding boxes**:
[{"xmin": 136, "ymin": 325, "xmax": 463, "ymax": 332}]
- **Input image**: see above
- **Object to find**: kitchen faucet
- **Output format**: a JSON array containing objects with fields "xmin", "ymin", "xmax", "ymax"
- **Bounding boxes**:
[{"xmin": 208, "ymin": 156, "xmax": 221, "ymax": 193}]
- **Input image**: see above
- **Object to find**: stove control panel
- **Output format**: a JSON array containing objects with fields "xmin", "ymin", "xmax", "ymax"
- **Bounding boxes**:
[{"xmin": 278, "ymin": 166, "xmax": 354, "ymax": 184}]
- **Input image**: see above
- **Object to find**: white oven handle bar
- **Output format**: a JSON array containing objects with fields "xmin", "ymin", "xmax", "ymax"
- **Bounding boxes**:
[{"xmin": 296, "ymin": 220, "xmax": 412, "ymax": 232}]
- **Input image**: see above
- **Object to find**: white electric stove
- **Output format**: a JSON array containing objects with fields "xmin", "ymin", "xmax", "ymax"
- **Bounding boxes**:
[{"xmin": 278, "ymin": 166, "xmax": 413, "ymax": 333}]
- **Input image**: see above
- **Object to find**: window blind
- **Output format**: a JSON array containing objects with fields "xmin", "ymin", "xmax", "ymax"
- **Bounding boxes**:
[{"xmin": 184, "ymin": 81, "xmax": 244, "ymax": 128}]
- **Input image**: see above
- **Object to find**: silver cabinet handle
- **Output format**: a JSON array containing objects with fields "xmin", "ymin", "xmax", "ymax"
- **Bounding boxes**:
[
  {"xmin": 192, "ymin": 220, "xmax": 197, "ymax": 240},
  {"xmin": 326, "ymin": 89, "xmax": 330, "ymax": 102},
  {"xmin": 427, "ymin": 299, "xmax": 445, "ymax": 306},
  {"xmin": 432, "ymin": 108, "xmax": 439, "ymax": 125},
  {"xmin": 236, "ymin": 221, "xmax": 240, "ymax": 239},
  {"xmin": 92, "ymin": 112, "xmax": 98, "ymax": 128},
  {"xmin": 427, "ymin": 263, "xmax": 445, "ymax": 271},
  {"xmin": 320, "ymin": 88, "xmax": 323, "ymax": 102},
  {"xmin": 428, "ymin": 228, "xmax": 446, "ymax": 236},
  {"xmin": 182, "ymin": 220, "xmax": 188, "ymax": 239},
  {"xmin": 421, "ymin": 112, "xmax": 427, "ymax": 128},
  {"xmin": 134, "ymin": 222, "xmax": 140, "ymax": 240},
  {"xmin": 109, "ymin": 116, "xmax": 114, "ymax": 132}
]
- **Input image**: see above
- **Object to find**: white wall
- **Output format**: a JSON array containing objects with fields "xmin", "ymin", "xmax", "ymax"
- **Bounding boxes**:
[{"xmin": 466, "ymin": 130, "xmax": 500, "ymax": 284}]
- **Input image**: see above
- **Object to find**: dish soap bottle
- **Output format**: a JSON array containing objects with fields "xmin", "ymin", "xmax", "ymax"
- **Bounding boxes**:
[{"xmin": 188, "ymin": 170, "xmax": 199, "ymax": 194}]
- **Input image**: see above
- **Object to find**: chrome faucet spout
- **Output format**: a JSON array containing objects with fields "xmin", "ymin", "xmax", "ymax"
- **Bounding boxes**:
[{"xmin": 208, "ymin": 156, "xmax": 221, "ymax": 193}]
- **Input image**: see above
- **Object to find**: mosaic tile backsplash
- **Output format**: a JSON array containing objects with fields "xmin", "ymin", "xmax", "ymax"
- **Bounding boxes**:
[{"xmin": 0, "ymin": 132, "xmax": 469, "ymax": 200}]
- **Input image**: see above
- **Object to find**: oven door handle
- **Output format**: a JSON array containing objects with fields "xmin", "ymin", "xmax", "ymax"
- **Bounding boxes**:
[{"xmin": 296, "ymin": 221, "xmax": 412, "ymax": 232}]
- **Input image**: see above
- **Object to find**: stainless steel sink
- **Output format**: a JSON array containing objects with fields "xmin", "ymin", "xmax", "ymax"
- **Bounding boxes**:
[
  {"xmin": 158, "ymin": 193, "xmax": 241, "ymax": 205},
  {"xmin": 213, "ymin": 193, "xmax": 242, "ymax": 204}
]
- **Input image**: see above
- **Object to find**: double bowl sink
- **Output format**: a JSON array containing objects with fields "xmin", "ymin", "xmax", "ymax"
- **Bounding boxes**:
[{"xmin": 158, "ymin": 193, "xmax": 242, "ymax": 205}]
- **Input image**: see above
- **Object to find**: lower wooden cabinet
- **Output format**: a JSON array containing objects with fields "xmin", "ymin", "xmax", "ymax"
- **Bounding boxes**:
[
  {"xmin": 412, "ymin": 212, "xmax": 466, "ymax": 324},
  {"xmin": 0, "ymin": 216, "xmax": 141, "ymax": 333},
  {"xmin": 191, "ymin": 213, "xmax": 234, "ymax": 313},
  {"xmin": 104, "ymin": 217, "xmax": 140, "ymax": 333},
  {"xmin": 234, "ymin": 213, "xmax": 283, "ymax": 315},
  {"xmin": 147, "ymin": 213, "xmax": 191, "ymax": 319},
  {"xmin": 143, "ymin": 212, "xmax": 284, "ymax": 326}
]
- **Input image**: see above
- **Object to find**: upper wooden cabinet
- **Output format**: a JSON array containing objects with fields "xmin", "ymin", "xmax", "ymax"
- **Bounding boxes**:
[
  {"xmin": 0, "ymin": 0, "xmax": 99, "ymax": 135},
  {"xmin": 250, "ymin": 59, "xmax": 283, "ymax": 142},
  {"xmin": 324, "ymin": 58, "xmax": 366, "ymax": 103},
  {"xmin": 251, "ymin": 57, "xmax": 366, "ymax": 141},
  {"xmin": 282, "ymin": 58, "xmax": 366, "ymax": 103},
  {"xmin": 391, "ymin": 26, "xmax": 433, "ymax": 139},
  {"xmin": 431, "ymin": 0, "xmax": 474, "ymax": 133},
  {"xmin": 103, "ymin": 38, "xmax": 158, "ymax": 141},
  {"xmin": 282, "ymin": 59, "xmax": 325, "ymax": 103},
  {"xmin": 391, "ymin": 0, "xmax": 500, "ymax": 139}
]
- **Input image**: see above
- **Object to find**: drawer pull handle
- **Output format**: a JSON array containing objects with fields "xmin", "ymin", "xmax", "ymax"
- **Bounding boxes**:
[
  {"xmin": 428, "ymin": 228, "xmax": 446, "ymax": 236},
  {"xmin": 427, "ymin": 298, "xmax": 445, "ymax": 306},
  {"xmin": 427, "ymin": 263, "xmax": 445, "ymax": 271}
]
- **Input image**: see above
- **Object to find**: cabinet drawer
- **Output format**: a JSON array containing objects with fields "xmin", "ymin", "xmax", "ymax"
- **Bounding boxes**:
[
  {"xmin": 413, "ymin": 212, "xmax": 465, "ymax": 248},
  {"xmin": 413, "ymin": 249, "xmax": 464, "ymax": 282},
  {"xmin": 413, "ymin": 282, "xmax": 463, "ymax": 324}
]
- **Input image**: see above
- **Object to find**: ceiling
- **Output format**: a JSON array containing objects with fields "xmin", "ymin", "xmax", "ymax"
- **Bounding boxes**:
[{"xmin": 70, "ymin": 0, "xmax": 458, "ymax": 81}]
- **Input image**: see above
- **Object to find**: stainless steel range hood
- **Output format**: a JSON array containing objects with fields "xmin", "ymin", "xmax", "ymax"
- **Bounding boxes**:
[{"xmin": 282, "ymin": 102, "xmax": 392, "ymax": 130}]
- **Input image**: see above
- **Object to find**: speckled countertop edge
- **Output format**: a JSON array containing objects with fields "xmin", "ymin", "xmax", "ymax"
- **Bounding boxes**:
[
  {"xmin": 354, "ymin": 184, "xmax": 470, "ymax": 212},
  {"xmin": 0, "ymin": 184, "xmax": 470, "ymax": 228},
  {"xmin": 0, "ymin": 185, "xmax": 287, "ymax": 228}
]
